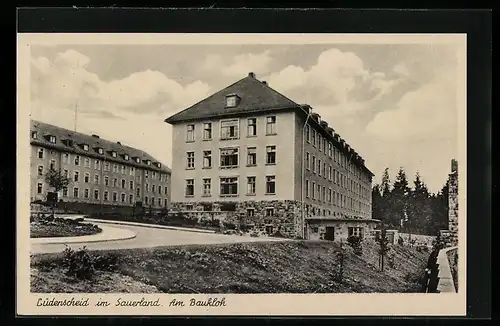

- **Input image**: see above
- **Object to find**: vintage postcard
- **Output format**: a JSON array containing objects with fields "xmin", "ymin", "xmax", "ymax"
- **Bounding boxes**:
[{"xmin": 17, "ymin": 33, "xmax": 467, "ymax": 316}]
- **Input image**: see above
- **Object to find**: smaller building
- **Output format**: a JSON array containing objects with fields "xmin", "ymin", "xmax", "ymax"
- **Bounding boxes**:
[{"xmin": 306, "ymin": 216, "xmax": 380, "ymax": 242}]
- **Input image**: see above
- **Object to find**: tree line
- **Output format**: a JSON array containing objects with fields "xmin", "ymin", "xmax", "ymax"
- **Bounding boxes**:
[{"xmin": 372, "ymin": 167, "xmax": 450, "ymax": 236}]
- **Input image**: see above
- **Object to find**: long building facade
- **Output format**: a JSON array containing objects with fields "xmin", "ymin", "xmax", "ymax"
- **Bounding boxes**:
[
  {"xmin": 30, "ymin": 120, "xmax": 171, "ymax": 210},
  {"xmin": 165, "ymin": 72, "xmax": 378, "ymax": 240}
]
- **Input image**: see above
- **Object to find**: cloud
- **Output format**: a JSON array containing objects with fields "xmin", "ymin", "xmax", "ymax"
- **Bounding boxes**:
[
  {"xmin": 393, "ymin": 63, "xmax": 410, "ymax": 77},
  {"xmin": 202, "ymin": 50, "xmax": 273, "ymax": 78}
]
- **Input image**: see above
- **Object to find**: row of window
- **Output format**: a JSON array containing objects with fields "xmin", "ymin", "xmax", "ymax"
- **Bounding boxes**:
[
  {"xmin": 36, "ymin": 148, "xmax": 167, "ymax": 180},
  {"xmin": 35, "ymin": 183, "xmax": 168, "ymax": 207},
  {"xmin": 305, "ymin": 179, "xmax": 371, "ymax": 212},
  {"xmin": 185, "ymin": 175, "xmax": 276, "ymax": 197},
  {"xmin": 305, "ymin": 125, "xmax": 369, "ymax": 183},
  {"xmin": 305, "ymin": 152, "xmax": 370, "ymax": 199},
  {"xmin": 32, "ymin": 133, "xmax": 161, "ymax": 168},
  {"xmin": 182, "ymin": 204, "xmax": 277, "ymax": 218},
  {"xmin": 186, "ymin": 116, "xmax": 277, "ymax": 142},
  {"xmin": 186, "ymin": 146, "xmax": 276, "ymax": 170}
]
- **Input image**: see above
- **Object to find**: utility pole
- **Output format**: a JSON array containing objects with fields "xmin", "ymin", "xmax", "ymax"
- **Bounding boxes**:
[{"xmin": 74, "ymin": 102, "xmax": 78, "ymax": 132}]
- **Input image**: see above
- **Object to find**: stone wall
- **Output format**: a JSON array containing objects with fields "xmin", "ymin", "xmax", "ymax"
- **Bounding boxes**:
[
  {"xmin": 170, "ymin": 200, "xmax": 302, "ymax": 238},
  {"xmin": 447, "ymin": 159, "xmax": 459, "ymax": 247}
]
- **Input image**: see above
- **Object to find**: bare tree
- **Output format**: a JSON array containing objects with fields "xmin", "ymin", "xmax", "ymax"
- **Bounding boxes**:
[
  {"xmin": 44, "ymin": 168, "xmax": 70, "ymax": 216},
  {"xmin": 377, "ymin": 223, "xmax": 390, "ymax": 271}
]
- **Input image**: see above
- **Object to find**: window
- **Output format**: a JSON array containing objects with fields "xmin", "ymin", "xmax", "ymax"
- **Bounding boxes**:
[
  {"xmin": 152, "ymin": 185, "xmax": 156, "ymax": 193},
  {"xmin": 121, "ymin": 165, "xmax": 126, "ymax": 174},
  {"xmin": 49, "ymin": 135, "xmax": 56, "ymax": 143},
  {"xmin": 220, "ymin": 148, "xmax": 238, "ymax": 168},
  {"xmin": 164, "ymin": 198, "xmax": 168, "ymax": 207},
  {"xmin": 185, "ymin": 179, "xmax": 194, "ymax": 196},
  {"xmin": 84, "ymin": 173, "xmax": 90, "ymax": 183},
  {"xmin": 136, "ymin": 187, "xmax": 140, "ymax": 196},
  {"xmin": 220, "ymin": 177, "xmax": 238, "ymax": 196},
  {"xmin": 266, "ymin": 116, "xmax": 277, "ymax": 135},
  {"xmin": 266, "ymin": 146, "xmax": 276, "ymax": 165},
  {"xmin": 63, "ymin": 169, "xmax": 69, "ymax": 178},
  {"xmin": 94, "ymin": 190, "xmax": 99, "ymax": 200},
  {"xmin": 145, "ymin": 183, "xmax": 149, "ymax": 192},
  {"xmin": 157, "ymin": 197, "xmax": 161, "ymax": 206},
  {"xmin": 113, "ymin": 178, "xmax": 118, "ymax": 188},
  {"xmin": 73, "ymin": 187, "xmax": 79, "ymax": 198},
  {"xmin": 104, "ymin": 191, "xmax": 109, "ymax": 201},
  {"xmin": 74, "ymin": 171, "xmax": 80, "ymax": 182},
  {"xmin": 312, "ymin": 182, "xmax": 316, "ymax": 200},
  {"xmin": 323, "ymin": 186, "xmax": 326, "ymax": 202},
  {"xmin": 129, "ymin": 167, "xmax": 134, "ymax": 176},
  {"xmin": 203, "ymin": 122, "xmax": 212, "ymax": 140},
  {"xmin": 130, "ymin": 180, "xmax": 134, "ymax": 190},
  {"xmin": 203, "ymin": 178, "xmax": 211, "ymax": 196},
  {"xmin": 63, "ymin": 187, "xmax": 68, "ymax": 197},
  {"xmin": 317, "ymin": 159, "xmax": 321, "ymax": 175},
  {"xmin": 74, "ymin": 155, "xmax": 80, "ymax": 166},
  {"xmin": 305, "ymin": 180, "xmax": 310, "ymax": 198},
  {"xmin": 129, "ymin": 194, "xmax": 134, "ymax": 204},
  {"xmin": 312, "ymin": 130, "xmax": 316, "ymax": 146},
  {"xmin": 121, "ymin": 193, "xmax": 126, "ymax": 203},
  {"xmin": 348, "ymin": 227, "xmax": 363, "ymax": 238},
  {"xmin": 37, "ymin": 183, "xmax": 43, "ymax": 194},
  {"xmin": 94, "ymin": 160, "xmax": 100, "ymax": 170},
  {"xmin": 247, "ymin": 176, "xmax": 256, "ymax": 195},
  {"xmin": 121, "ymin": 179, "xmax": 125, "ymax": 188},
  {"xmin": 329, "ymin": 165, "xmax": 332, "ymax": 181},
  {"xmin": 152, "ymin": 171, "xmax": 156, "ymax": 180},
  {"xmin": 203, "ymin": 150, "xmax": 212, "ymax": 168},
  {"xmin": 94, "ymin": 174, "xmax": 99, "ymax": 185},
  {"xmin": 220, "ymin": 119, "xmax": 239, "ymax": 140},
  {"xmin": 135, "ymin": 157, "xmax": 140, "ymax": 163},
  {"xmin": 306, "ymin": 152, "xmax": 310, "ymax": 170},
  {"xmin": 124, "ymin": 154, "xmax": 129, "ymax": 161},
  {"xmin": 247, "ymin": 147, "xmax": 256, "ymax": 166},
  {"xmin": 323, "ymin": 137, "xmax": 327, "ymax": 152},
  {"xmin": 266, "ymin": 175, "xmax": 276, "ymax": 195},
  {"xmin": 37, "ymin": 148, "xmax": 44, "ymax": 159},
  {"xmin": 104, "ymin": 176, "xmax": 109, "ymax": 186},
  {"xmin": 186, "ymin": 124, "xmax": 195, "ymax": 142},
  {"xmin": 247, "ymin": 208, "xmax": 255, "ymax": 217},
  {"xmin": 226, "ymin": 94, "xmax": 238, "ymax": 107},
  {"xmin": 144, "ymin": 196, "xmax": 148, "ymax": 205},
  {"xmin": 317, "ymin": 184, "xmax": 321, "ymax": 201},
  {"xmin": 323, "ymin": 162, "xmax": 327, "ymax": 178},
  {"xmin": 328, "ymin": 142, "xmax": 333, "ymax": 157},
  {"xmin": 98, "ymin": 148, "xmax": 104, "ymax": 155},
  {"xmin": 113, "ymin": 192, "xmax": 118, "ymax": 202},
  {"xmin": 104, "ymin": 162, "xmax": 110, "ymax": 171},
  {"xmin": 318, "ymin": 136, "xmax": 322, "ymax": 152},
  {"xmin": 266, "ymin": 208, "xmax": 275, "ymax": 217},
  {"xmin": 84, "ymin": 189, "xmax": 90, "ymax": 199},
  {"xmin": 145, "ymin": 171, "xmax": 148, "ymax": 179},
  {"xmin": 312, "ymin": 156, "xmax": 316, "ymax": 173},
  {"xmin": 186, "ymin": 152, "xmax": 195, "ymax": 169},
  {"xmin": 32, "ymin": 131, "xmax": 37, "ymax": 139},
  {"xmin": 247, "ymin": 118, "xmax": 257, "ymax": 136},
  {"xmin": 84, "ymin": 158, "xmax": 91, "ymax": 168},
  {"xmin": 63, "ymin": 153, "xmax": 70, "ymax": 164},
  {"xmin": 37, "ymin": 165, "xmax": 43, "ymax": 176},
  {"xmin": 164, "ymin": 186, "xmax": 168, "ymax": 195},
  {"xmin": 306, "ymin": 125, "xmax": 310, "ymax": 143}
]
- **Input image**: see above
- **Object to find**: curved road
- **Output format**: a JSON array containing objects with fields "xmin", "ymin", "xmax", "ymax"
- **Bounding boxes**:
[{"xmin": 31, "ymin": 223, "xmax": 290, "ymax": 255}]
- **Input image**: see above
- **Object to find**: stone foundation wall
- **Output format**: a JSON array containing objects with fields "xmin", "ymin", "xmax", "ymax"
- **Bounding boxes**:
[
  {"xmin": 447, "ymin": 160, "xmax": 459, "ymax": 247},
  {"xmin": 170, "ymin": 200, "xmax": 303, "ymax": 238},
  {"xmin": 307, "ymin": 220, "xmax": 378, "ymax": 242}
]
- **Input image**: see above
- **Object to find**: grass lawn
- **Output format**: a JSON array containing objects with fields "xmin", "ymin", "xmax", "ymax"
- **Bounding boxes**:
[
  {"xmin": 30, "ymin": 215, "xmax": 102, "ymax": 238},
  {"xmin": 31, "ymin": 240, "xmax": 429, "ymax": 293}
]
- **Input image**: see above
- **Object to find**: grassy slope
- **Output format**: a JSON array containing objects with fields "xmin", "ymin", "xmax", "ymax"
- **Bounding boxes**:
[{"xmin": 31, "ymin": 240, "xmax": 429, "ymax": 293}]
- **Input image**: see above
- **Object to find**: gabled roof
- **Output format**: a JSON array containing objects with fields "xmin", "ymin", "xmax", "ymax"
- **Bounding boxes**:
[
  {"xmin": 165, "ymin": 73, "xmax": 302, "ymax": 124},
  {"xmin": 30, "ymin": 120, "xmax": 171, "ymax": 174}
]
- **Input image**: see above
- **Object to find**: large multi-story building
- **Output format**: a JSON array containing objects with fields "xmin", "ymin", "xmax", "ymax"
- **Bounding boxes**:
[
  {"xmin": 165, "ymin": 72, "xmax": 378, "ymax": 240},
  {"xmin": 30, "ymin": 120, "xmax": 171, "ymax": 211}
]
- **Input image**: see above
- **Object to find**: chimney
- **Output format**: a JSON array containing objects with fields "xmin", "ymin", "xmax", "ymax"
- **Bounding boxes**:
[
  {"xmin": 91, "ymin": 134, "xmax": 100, "ymax": 138},
  {"xmin": 117, "ymin": 141, "xmax": 121, "ymax": 145},
  {"xmin": 262, "ymin": 81, "xmax": 268, "ymax": 85},
  {"xmin": 248, "ymin": 72, "xmax": 255, "ymax": 78}
]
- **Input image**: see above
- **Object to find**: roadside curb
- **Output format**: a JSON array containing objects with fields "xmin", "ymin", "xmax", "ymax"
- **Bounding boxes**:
[
  {"xmin": 84, "ymin": 218, "xmax": 217, "ymax": 234},
  {"xmin": 31, "ymin": 224, "xmax": 137, "ymax": 245}
]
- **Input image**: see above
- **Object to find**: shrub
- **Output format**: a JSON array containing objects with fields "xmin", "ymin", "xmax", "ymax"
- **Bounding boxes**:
[
  {"xmin": 347, "ymin": 235, "xmax": 363, "ymax": 256},
  {"xmin": 61, "ymin": 246, "xmax": 95, "ymax": 280},
  {"xmin": 397, "ymin": 236, "xmax": 404, "ymax": 245},
  {"xmin": 93, "ymin": 253, "xmax": 120, "ymax": 272}
]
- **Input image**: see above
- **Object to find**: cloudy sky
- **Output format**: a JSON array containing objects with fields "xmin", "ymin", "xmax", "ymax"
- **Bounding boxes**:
[{"xmin": 30, "ymin": 42, "xmax": 462, "ymax": 193}]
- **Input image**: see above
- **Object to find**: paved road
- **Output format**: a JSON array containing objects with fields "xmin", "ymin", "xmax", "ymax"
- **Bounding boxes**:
[{"xmin": 31, "ymin": 223, "xmax": 291, "ymax": 254}]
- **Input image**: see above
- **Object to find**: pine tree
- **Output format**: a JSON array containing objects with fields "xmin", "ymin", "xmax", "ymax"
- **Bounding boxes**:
[
  {"xmin": 371, "ymin": 184, "xmax": 383, "ymax": 221},
  {"xmin": 390, "ymin": 167, "xmax": 410, "ymax": 228},
  {"xmin": 377, "ymin": 223, "xmax": 391, "ymax": 271}
]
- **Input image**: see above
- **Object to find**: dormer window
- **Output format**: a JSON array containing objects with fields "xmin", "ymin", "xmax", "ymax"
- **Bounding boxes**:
[
  {"xmin": 146, "ymin": 160, "xmax": 151, "ymax": 166},
  {"xmin": 225, "ymin": 94, "xmax": 240, "ymax": 108},
  {"xmin": 156, "ymin": 163, "xmax": 161, "ymax": 168},
  {"xmin": 82, "ymin": 144, "xmax": 89, "ymax": 151},
  {"xmin": 111, "ymin": 151, "xmax": 117, "ymax": 158},
  {"xmin": 97, "ymin": 147, "xmax": 104, "ymax": 155},
  {"xmin": 135, "ymin": 157, "xmax": 140, "ymax": 163},
  {"xmin": 49, "ymin": 135, "xmax": 56, "ymax": 143},
  {"xmin": 31, "ymin": 131, "xmax": 38, "ymax": 139},
  {"xmin": 124, "ymin": 154, "xmax": 129, "ymax": 161}
]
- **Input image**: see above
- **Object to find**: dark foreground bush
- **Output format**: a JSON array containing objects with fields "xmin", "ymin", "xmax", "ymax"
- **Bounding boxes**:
[
  {"xmin": 347, "ymin": 236, "xmax": 363, "ymax": 256},
  {"xmin": 62, "ymin": 246, "xmax": 96, "ymax": 280}
]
